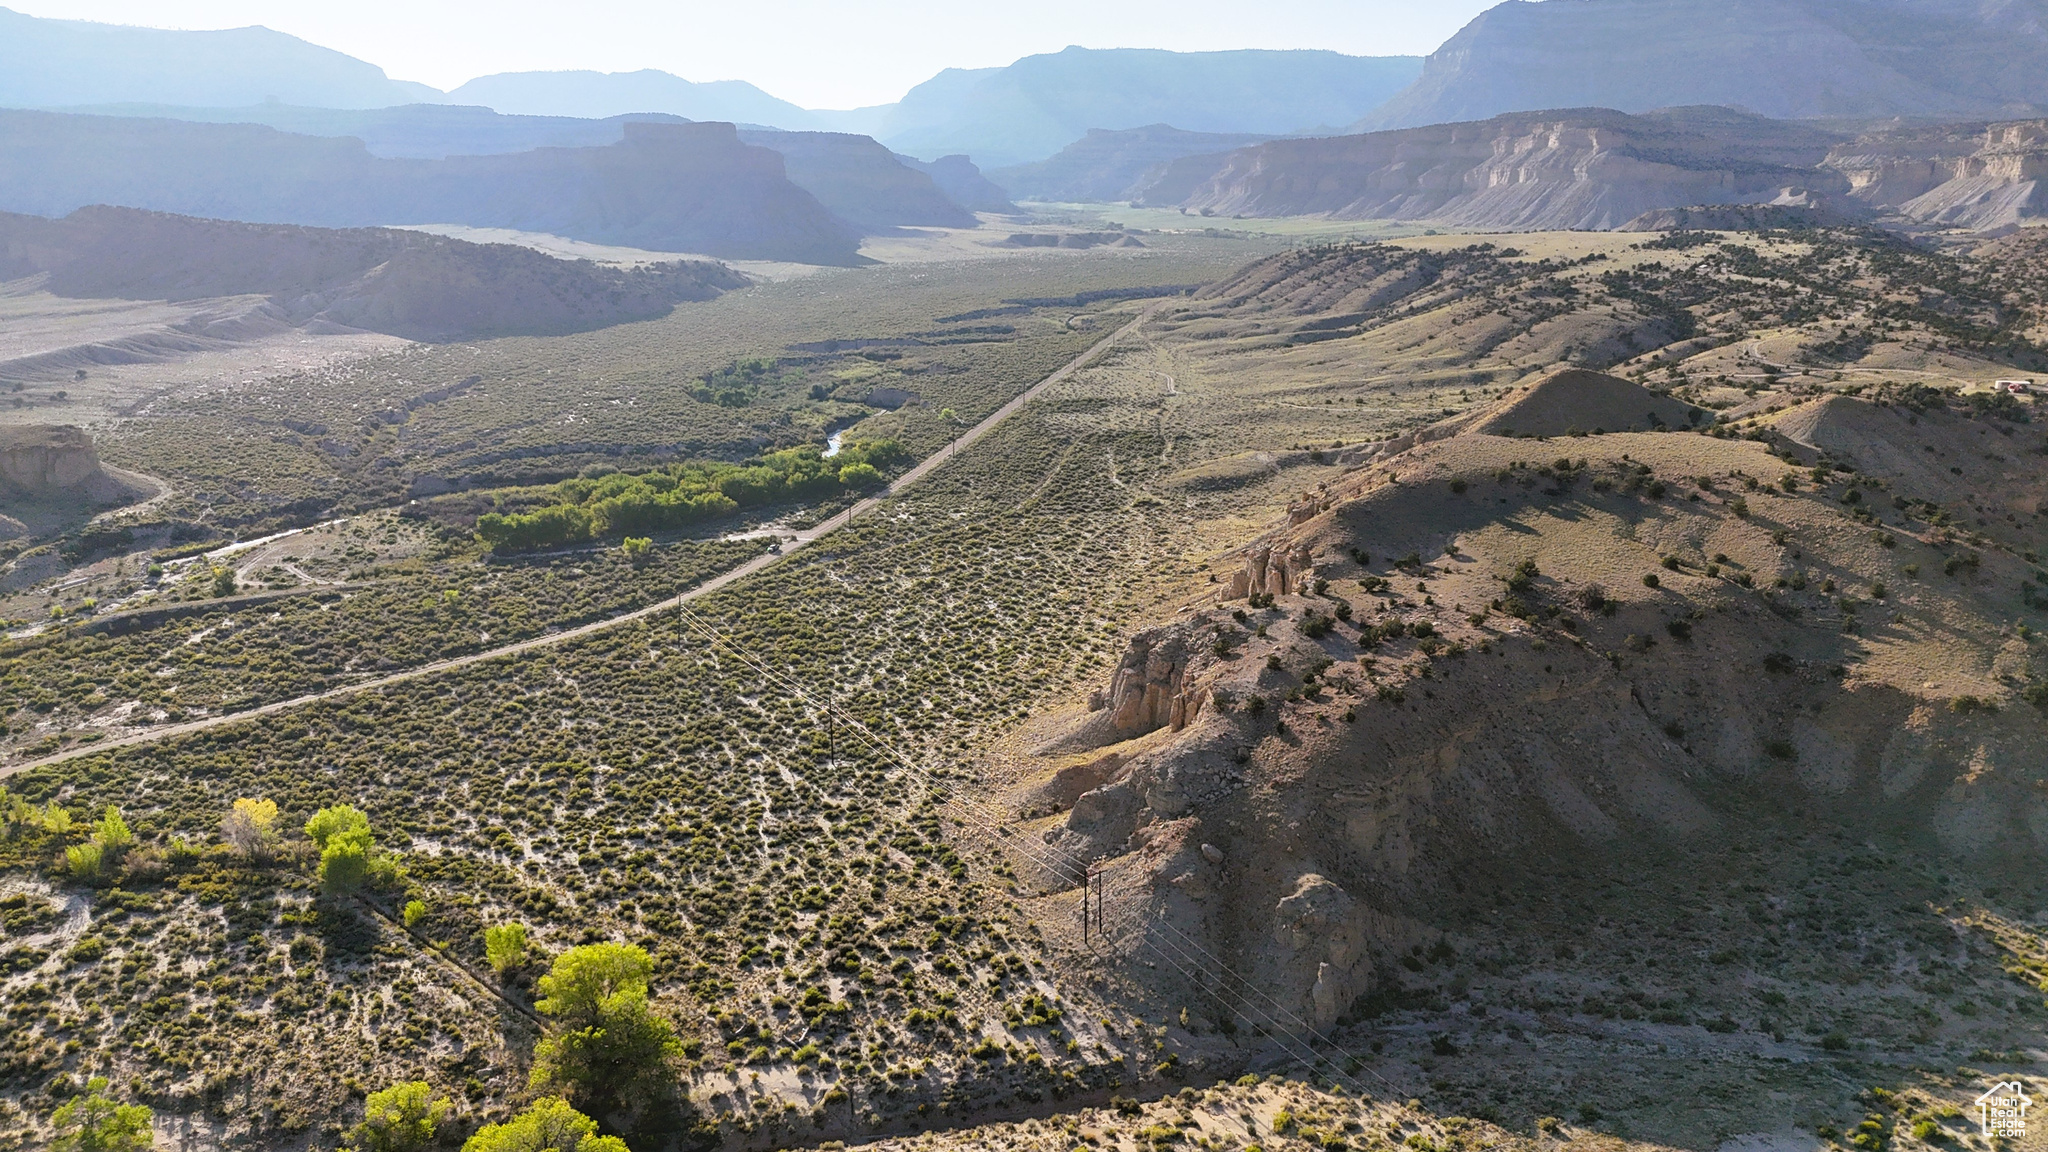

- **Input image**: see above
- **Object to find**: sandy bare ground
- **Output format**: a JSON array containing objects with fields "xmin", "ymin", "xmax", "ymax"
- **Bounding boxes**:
[{"xmin": 0, "ymin": 278, "xmax": 406, "ymax": 427}]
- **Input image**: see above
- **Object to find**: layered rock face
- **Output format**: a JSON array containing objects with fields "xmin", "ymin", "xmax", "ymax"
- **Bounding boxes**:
[
  {"xmin": 1086, "ymin": 625, "xmax": 1209, "ymax": 741},
  {"xmin": 1157, "ymin": 108, "xmax": 1846, "ymax": 230},
  {"xmin": 1225, "ymin": 542, "xmax": 1314, "ymax": 600},
  {"xmin": 1826, "ymin": 119, "xmax": 2048, "ymax": 229}
]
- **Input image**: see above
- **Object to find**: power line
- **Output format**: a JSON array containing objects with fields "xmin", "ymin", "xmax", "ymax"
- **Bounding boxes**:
[{"xmin": 670, "ymin": 600, "xmax": 1393, "ymax": 1092}]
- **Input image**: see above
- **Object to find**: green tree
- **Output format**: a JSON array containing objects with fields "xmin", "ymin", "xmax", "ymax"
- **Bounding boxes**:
[
  {"xmin": 837, "ymin": 462, "xmax": 883, "ymax": 488},
  {"xmin": 485, "ymin": 923, "xmax": 529, "ymax": 974},
  {"xmin": 305, "ymin": 804, "xmax": 380, "ymax": 894},
  {"xmin": 402, "ymin": 899, "xmax": 428, "ymax": 928},
  {"xmin": 531, "ymin": 943, "xmax": 681, "ymax": 1113},
  {"xmin": 318, "ymin": 827, "xmax": 374, "ymax": 895},
  {"xmin": 620, "ymin": 537, "xmax": 652, "ymax": 563},
  {"xmin": 346, "ymin": 1080, "xmax": 449, "ymax": 1152},
  {"xmin": 65, "ymin": 841, "xmax": 105, "ymax": 882},
  {"xmin": 50, "ymin": 1077, "xmax": 153, "ymax": 1152},
  {"xmin": 42, "ymin": 803, "xmax": 73, "ymax": 835},
  {"xmin": 461, "ymin": 1097, "xmax": 626, "ymax": 1152},
  {"xmin": 304, "ymin": 804, "xmax": 369, "ymax": 848},
  {"xmin": 94, "ymin": 805, "xmax": 132, "ymax": 853},
  {"xmin": 210, "ymin": 565, "xmax": 237, "ymax": 598}
]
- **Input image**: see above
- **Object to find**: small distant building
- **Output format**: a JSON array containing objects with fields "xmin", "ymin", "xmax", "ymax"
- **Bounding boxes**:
[{"xmin": 1995, "ymin": 379, "xmax": 2043, "ymax": 394}]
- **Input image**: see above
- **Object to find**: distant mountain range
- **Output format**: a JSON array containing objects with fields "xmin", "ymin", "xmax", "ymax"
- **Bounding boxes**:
[
  {"xmin": 0, "ymin": 113, "xmax": 869, "ymax": 264},
  {"xmin": 12, "ymin": 2, "xmax": 2048, "ymax": 176},
  {"xmin": 986, "ymin": 125, "xmax": 1278, "ymax": 204},
  {"xmin": 1, "ymin": 2, "xmax": 2044, "ymax": 247},
  {"xmin": 445, "ymin": 70, "xmax": 815, "ymax": 129},
  {"xmin": 0, "ymin": 104, "xmax": 1024, "ymax": 262},
  {"xmin": 41, "ymin": 102, "xmax": 663, "ymax": 160},
  {"xmin": 1358, "ymin": 0, "xmax": 2048, "ymax": 130},
  {"xmin": 0, "ymin": 8, "xmax": 1420, "ymax": 168},
  {"xmin": 422, "ymin": 48, "xmax": 1423, "ymax": 167},
  {"xmin": 0, "ymin": 6, "xmax": 434, "ymax": 110},
  {"xmin": 831, "ymin": 48, "xmax": 1422, "ymax": 167}
]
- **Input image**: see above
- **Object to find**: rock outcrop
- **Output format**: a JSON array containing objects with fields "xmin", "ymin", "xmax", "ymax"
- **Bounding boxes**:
[
  {"xmin": 0, "ymin": 425, "xmax": 144, "ymax": 516},
  {"xmin": 1052, "ymin": 621, "xmax": 1214, "ymax": 754},
  {"xmin": 0, "ymin": 425, "xmax": 103, "ymax": 497},
  {"xmin": 1225, "ymin": 542, "xmax": 1315, "ymax": 600}
]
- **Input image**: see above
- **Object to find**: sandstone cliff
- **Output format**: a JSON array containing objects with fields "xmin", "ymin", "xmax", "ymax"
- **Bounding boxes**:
[{"xmin": 1825, "ymin": 119, "xmax": 2048, "ymax": 230}]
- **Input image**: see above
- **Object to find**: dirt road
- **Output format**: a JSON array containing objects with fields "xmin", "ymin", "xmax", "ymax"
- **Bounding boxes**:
[{"xmin": 2, "ymin": 303, "xmax": 1158, "ymax": 779}]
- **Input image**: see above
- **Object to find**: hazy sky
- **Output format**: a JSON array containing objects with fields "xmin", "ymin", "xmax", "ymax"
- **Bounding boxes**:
[{"xmin": 11, "ymin": 0, "xmax": 1496, "ymax": 108}]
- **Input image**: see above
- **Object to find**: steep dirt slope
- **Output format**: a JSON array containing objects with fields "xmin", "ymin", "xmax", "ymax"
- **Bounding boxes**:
[
  {"xmin": 0, "ymin": 205, "xmax": 747, "ymax": 341},
  {"xmin": 1017, "ymin": 374, "xmax": 2047, "ymax": 1052}
]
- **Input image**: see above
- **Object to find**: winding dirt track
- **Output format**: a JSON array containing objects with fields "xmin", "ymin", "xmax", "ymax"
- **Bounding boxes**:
[{"xmin": 2, "ymin": 304, "xmax": 1158, "ymax": 780}]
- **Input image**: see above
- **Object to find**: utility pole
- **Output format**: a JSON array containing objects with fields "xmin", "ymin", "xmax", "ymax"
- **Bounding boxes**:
[{"xmin": 1083, "ymin": 862, "xmax": 1105, "ymax": 943}]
